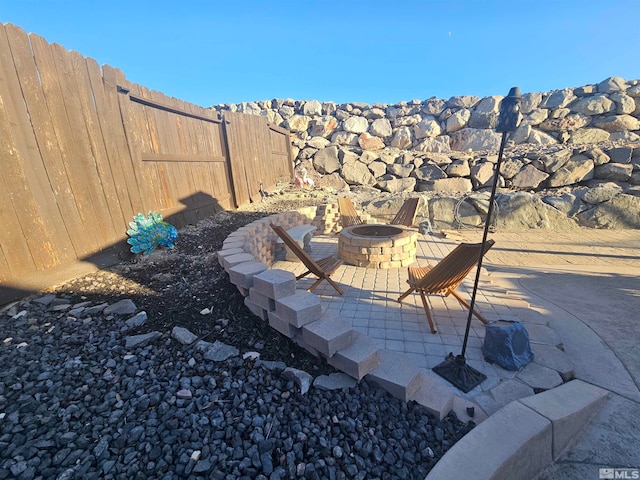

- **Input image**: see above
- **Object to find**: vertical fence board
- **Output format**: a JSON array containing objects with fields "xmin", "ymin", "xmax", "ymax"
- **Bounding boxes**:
[
  {"xmin": 112, "ymin": 70, "xmax": 164, "ymax": 212},
  {"xmin": 100, "ymin": 65, "xmax": 144, "ymax": 219},
  {"xmin": 28, "ymin": 33, "xmax": 102, "ymax": 253},
  {"xmin": 86, "ymin": 58, "xmax": 134, "ymax": 227},
  {"xmin": 70, "ymin": 50, "xmax": 127, "ymax": 236},
  {"xmin": 0, "ymin": 25, "xmax": 67, "ymax": 269},
  {"xmin": 50, "ymin": 42, "xmax": 118, "ymax": 246}
]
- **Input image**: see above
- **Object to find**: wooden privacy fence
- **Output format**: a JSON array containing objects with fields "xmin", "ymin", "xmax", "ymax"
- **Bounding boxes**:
[{"xmin": 0, "ymin": 22, "xmax": 293, "ymax": 304}]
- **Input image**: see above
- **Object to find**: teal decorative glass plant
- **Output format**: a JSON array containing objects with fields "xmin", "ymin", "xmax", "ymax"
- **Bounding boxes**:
[{"xmin": 126, "ymin": 212, "xmax": 178, "ymax": 255}]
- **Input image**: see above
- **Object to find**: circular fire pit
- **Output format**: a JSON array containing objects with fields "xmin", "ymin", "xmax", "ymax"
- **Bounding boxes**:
[{"xmin": 339, "ymin": 224, "xmax": 419, "ymax": 269}]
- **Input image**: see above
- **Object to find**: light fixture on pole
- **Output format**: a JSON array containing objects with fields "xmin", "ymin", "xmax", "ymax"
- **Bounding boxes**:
[{"xmin": 433, "ymin": 87, "xmax": 521, "ymax": 393}]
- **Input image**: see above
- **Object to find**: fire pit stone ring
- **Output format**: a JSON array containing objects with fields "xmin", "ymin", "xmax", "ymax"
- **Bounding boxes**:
[{"xmin": 338, "ymin": 224, "xmax": 419, "ymax": 269}]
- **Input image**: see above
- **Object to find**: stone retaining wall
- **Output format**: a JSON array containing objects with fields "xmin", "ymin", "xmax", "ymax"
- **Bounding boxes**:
[{"xmin": 212, "ymin": 76, "xmax": 640, "ymax": 229}]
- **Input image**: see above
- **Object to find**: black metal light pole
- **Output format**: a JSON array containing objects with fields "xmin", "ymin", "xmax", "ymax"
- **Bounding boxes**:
[{"xmin": 433, "ymin": 87, "xmax": 521, "ymax": 393}]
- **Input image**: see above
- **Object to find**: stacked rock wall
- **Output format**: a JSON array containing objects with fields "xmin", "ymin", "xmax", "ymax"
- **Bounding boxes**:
[{"xmin": 212, "ymin": 77, "xmax": 640, "ymax": 228}]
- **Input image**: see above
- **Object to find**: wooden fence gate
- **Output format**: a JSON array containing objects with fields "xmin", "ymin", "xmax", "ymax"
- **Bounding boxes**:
[{"xmin": 0, "ymin": 22, "xmax": 293, "ymax": 304}]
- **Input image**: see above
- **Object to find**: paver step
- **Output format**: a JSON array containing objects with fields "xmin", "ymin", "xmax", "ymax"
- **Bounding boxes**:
[
  {"xmin": 408, "ymin": 372, "xmax": 455, "ymax": 421},
  {"xmin": 301, "ymin": 313, "xmax": 355, "ymax": 358},
  {"xmin": 327, "ymin": 331, "xmax": 379, "ymax": 380},
  {"xmin": 366, "ymin": 350, "xmax": 422, "ymax": 402}
]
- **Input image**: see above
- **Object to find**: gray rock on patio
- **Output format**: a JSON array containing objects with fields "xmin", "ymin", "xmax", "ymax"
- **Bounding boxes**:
[
  {"xmin": 490, "ymin": 379, "xmax": 535, "ymax": 408},
  {"xmin": 516, "ymin": 363, "xmax": 564, "ymax": 391}
]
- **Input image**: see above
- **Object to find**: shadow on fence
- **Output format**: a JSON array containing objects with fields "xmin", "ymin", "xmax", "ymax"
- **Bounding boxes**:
[{"xmin": 1, "ymin": 192, "xmax": 226, "ymax": 307}]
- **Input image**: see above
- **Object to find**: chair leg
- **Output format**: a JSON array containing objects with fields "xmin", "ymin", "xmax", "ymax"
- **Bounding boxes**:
[
  {"xmin": 296, "ymin": 269, "xmax": 312, "ymax": 281},
  {"xmin": 449, "ymin": 290, "xmax": 489, "ymax": 324},
  {"xmin": 398, "ymin": 287, "xmax": 414, "ymax": 303},
  {"xmin": 307, "ymin": 277, "xmax": 324, "ymax": 293},
  {"xmin": 418, "ymin": 290, "xmax": 437, "ymax": 334},
  {"xmin": 326, "ymin": 277, "xmax": 344, "ymax": 295},
  {"xmin": 307, "ymin": 276, "xmax": 344, "ymax": 295}
]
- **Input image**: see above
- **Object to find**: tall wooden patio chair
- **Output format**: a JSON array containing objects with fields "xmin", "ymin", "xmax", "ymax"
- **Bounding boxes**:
[
  {"xmin": 271, "ymin": 224, "xmax": 344, "ymax": 295},
  {"xmin": 397, "ymin": 240, "xmax": 495, "ymax": 333},
  {"xmin": 390, "ymin": 197, "xmax": 420, "ymax": 227},
  {"xmin": 337, "ymin": 198, "xmax": 364, "ymax": 229}
]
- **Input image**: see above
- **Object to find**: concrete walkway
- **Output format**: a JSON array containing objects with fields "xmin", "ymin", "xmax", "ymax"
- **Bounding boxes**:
[{"xmin": 274, "ymin": 228, "xmax": 640, "ymax": 478}]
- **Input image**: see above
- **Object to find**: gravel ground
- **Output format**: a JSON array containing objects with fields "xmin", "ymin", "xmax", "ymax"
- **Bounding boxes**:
[{"xmin": 0, "ymin": 187, "xmax": 475, "ymax": 479}]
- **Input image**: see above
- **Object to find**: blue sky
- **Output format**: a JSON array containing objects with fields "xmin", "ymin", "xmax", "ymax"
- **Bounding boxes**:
[{"xmin": 2, "ymin": 0, "xmax": 639, "ymax": 108}]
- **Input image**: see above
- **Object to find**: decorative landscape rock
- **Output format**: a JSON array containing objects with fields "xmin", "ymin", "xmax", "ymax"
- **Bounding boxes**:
[
  {"xmin": 212, "ymin": 76, "xmax": 639, "ymax": 231},
  {"xmin": 0, "ymin": 294, "xmax": 473, "ymax": 479}
]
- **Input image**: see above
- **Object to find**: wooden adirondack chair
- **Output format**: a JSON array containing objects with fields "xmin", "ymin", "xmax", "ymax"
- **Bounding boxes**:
[
  {"xmin": 271, "ymin": 224, "xmax": 344, "ymax": 295},
  {"xmin": 397, "ymin": 240, "xmax": 495, "ymax": 333},
  {"xmin": 337, "ymin": 198, "xmax": 364, "ymax": 229},
  {"xmin": 390, "ymin": 197, "xmax": 420, "ymax": 227}
]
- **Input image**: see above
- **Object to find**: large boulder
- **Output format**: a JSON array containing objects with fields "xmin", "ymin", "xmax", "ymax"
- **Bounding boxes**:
[
  {"xmin": 370, "ymin": 118, "xmax": 392, "ymax": 137},
  {"xmin": 510, "ymin": 164, "xmax": 549, "ymax": 190},
  {"xmin": 594, "ymin": 163, "xmax": 633, "ymax": 181},
  {"xmin": 414, "ymin": 136, "xmax": 451, "ymax": 153},
  {"xmin": 313, "ymin": 146, "xmax": 341, "ymax": 174},
  {"xmin": 390, "ymin": 126, "xmax": 412, "ymax": 149},
  {"xmin": 496, "ymin": 192, "xmax": 579, "ymax": 229},
  {"xmin": 470, "ymin": 161, "xmax": 497, "ymax": 189},
  {"xmin": 445, "ymin": 109, "xmax": 471, "ymax": 133},
  {"xmin": 377, "ymin": 177, "xmax": 417, "ymax": 193},
  {"xmin": 467, "ymin": 96, "xmax": 501, "ymax": 129},
  {"xmin": 450, "ymin": 128, "xmax": 501, "ymax": 151},
  {"xmin": 343, "ymin": 116, "xmax": 369, "ymax": 134},
  {"xmin": 286, "ymin": 115, "xmax": 312, "ymax": 133},
  {"xmin": 341, "ymin": 160, "xmax": 376, "ymax": 186},
  {"xmin": 591, "ymin": 115, "xmax": 640, "ymax": 132},
  {"xmin": 567, "ymin": 128, "xmax": 611, "ymax": 144},
  {"xmin": 358, "ymin": 132, "xmax": 385, "ymax": 151},
  {"xmin": 577, "ymin": 194, "xmax": 640, "ymax": 228},
  {"xmin": 548, "ymin": 158, "xmax": 595, "ymax": 187},
  {"xmin": 418, "ymin": 177, "xmax": 473, "ymax": 193},
  {"xmin": 413, "ymin": 117, "xmax": 442, "ymax": 139},
  {"xmin": 413, "ymin": 164, "xmax": 447, "ymax": 181},
  {"xmin": 310, "ymin": 115, "xmax": 339, "ymax": 137},
  {"xmin": 570, "ymin": 95, "xmax": 615, "ymax": 116}
]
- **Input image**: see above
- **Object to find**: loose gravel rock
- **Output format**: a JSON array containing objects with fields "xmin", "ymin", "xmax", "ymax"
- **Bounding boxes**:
[{"xmin": 0, "ymin": 295, "xmax": 473, "ymax": 479}]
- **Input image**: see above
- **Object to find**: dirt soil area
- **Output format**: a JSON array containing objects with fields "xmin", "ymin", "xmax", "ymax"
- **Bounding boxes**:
[{"xmin": 52, "ymin": 186, "xmax": 349, "ymax": 375}]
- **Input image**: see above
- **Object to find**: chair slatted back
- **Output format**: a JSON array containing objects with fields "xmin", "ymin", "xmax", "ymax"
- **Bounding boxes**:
[
  {"xmin": 338, "ymin": 198, "xmax": 364, "ymax": 228},
  {"xmin": 391, "ymin": 197, "xmax": 420, "ymax": 227},
  {"xmin": 415, "ymin": 240, "xmax": 495, "ymax": 294},
  {"xmin": 271, "ymin": 224, "xmax": 322, "ymax": 275}
]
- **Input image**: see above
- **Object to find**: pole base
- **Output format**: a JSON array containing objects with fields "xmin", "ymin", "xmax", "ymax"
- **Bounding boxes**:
[{"xmin": 433, "ymin": 353, "xmax": 487, "ymax": 393}]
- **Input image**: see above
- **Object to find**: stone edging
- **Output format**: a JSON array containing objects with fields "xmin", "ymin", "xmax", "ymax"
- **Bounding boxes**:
[{"xmin": 425, "ymin": 379, "xmax": 609, "ymax": 480}]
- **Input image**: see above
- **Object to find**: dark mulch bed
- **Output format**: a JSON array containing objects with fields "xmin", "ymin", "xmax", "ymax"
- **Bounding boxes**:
[{"xmin": 53, "ymin": 193, "xmax": 339, "ymax": 375}]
